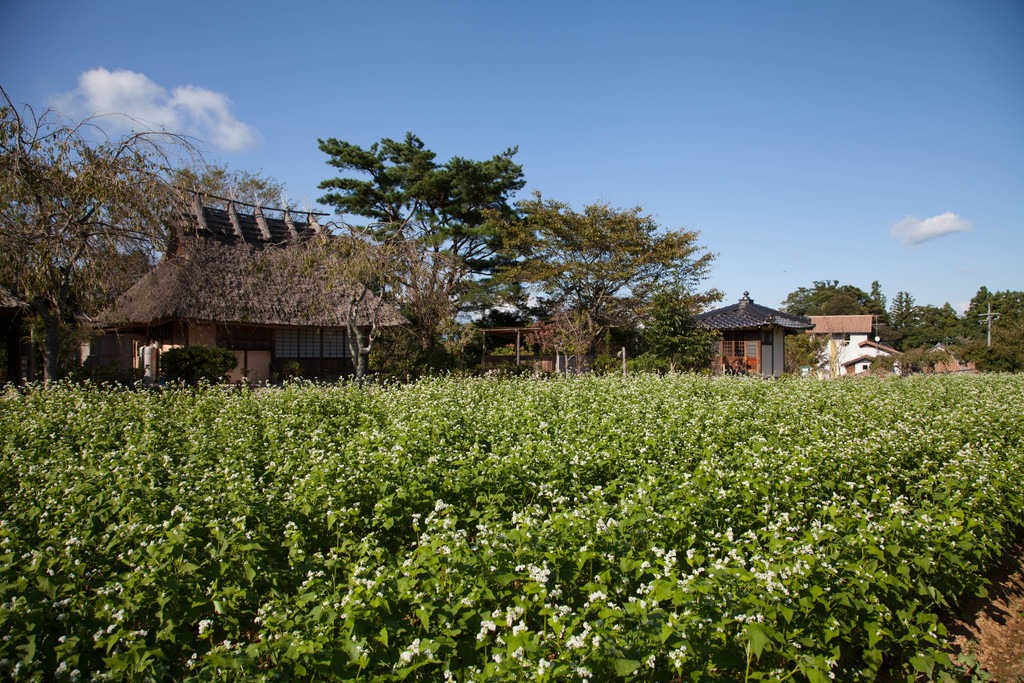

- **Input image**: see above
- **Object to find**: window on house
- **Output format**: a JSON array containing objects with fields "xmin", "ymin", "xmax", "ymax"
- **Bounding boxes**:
[{"xmin": 275, "ymin": 328, "xmax": 349, "ymax": 358}]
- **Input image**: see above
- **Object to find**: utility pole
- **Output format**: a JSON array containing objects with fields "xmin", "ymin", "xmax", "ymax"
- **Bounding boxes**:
[{"xmin": 979, "ymin": 302, "xmax": 1000, "ymax": 347}]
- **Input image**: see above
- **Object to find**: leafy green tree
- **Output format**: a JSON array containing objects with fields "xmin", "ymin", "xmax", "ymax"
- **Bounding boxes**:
[
  {"xmin": 958, "ymin": 287, "xmax": 1024, "ymax": 371},
  {"xmin": 317, "ymin": 133, "xmax": 525, "ymax": 351},
  {"xmin": 503, "ymin": 193, "xmax": 716, "ymax": 355},
  {"xmin": 0, "ymin": 87, "xmax": 194, "ymax": 381},
  {"xmin": 784, "ymin": 332, "xmax": 826, "ymax": 374},
  {"xmin": 900, "ymin": 303, "xmax": 962, "ymax": 349},
  {"xmin": 959, "ymin": 340, "xmax": 1024, "ymax": 372},
  {"xmin": 642, "ymin": 284, "xmax": 722, "ymax": 372},
  {"xmin": 889, "ymin": 291, "xmax": 917, "ymax": 329},
  {"xmin": 781, "ymin": 280, "xmax": 882, "ymax": 317},
  {"xmin": 963, "ymin": 287, "xmax": 1024, "ymax": 341},
  {"xmin": 869, "ymin": 280, "xmax": 888, "ymax": 321}
]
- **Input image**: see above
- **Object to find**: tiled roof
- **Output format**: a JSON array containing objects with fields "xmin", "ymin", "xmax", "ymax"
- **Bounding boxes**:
[
  {"xmin": 695, "ymin": 292, "xmax": 814, "ymax": 331},
  {"xmin": 858, "ymin": 339, "xmax": 898, "ymax": 354}
]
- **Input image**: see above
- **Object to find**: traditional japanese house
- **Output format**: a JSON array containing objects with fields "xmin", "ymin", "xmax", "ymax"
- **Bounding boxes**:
[
  {"xmin": 85, "ymin": 196, "xmax": 407, "ymax": 383},
  {"xmin": 695, "ymin": 292, "xmax": 813, "ymax": 377}
]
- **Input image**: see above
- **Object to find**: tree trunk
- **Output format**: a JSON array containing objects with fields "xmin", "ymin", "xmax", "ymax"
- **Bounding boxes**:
[
  {"xmin": 41, "ymin": 310, "xmax": 61, "ymax": 383},
  {"xmin": 347, "ymin": 325, "xmax": 370, "ymax": 380}
]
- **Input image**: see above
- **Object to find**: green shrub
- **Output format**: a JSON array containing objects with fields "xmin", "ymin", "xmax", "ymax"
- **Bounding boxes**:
[{"xmin": 160, "ymin": 345, "xmax": 236, "ymax": 385}]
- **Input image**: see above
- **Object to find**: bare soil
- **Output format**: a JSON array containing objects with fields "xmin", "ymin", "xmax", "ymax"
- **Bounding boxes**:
[{"xmin": 947, "ymin": 541, "xmax": 1024, "ymax": 681}]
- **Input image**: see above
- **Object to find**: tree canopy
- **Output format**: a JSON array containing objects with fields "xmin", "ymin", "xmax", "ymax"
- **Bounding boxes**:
[
  {"xmin": 958, "ymin": 287, "xmax": 1024, "ymax": 371},
  {"xmin": 503, "ymin": 193, "xmax": 716, "ymax": 359},
  {"xmin": 781, "ymin": 280, "xmax": 885, "ymax": 318},
  {"xmin": 0, "ymin": 87, "xmax": 194, "ymax": 380},
  {"xmin": 317, "ymin": 133, "xmax": 525, "ymax": 351},
  {"xmin": 641, "ymin": 283, "xmax": 722, "ymax": 372}
]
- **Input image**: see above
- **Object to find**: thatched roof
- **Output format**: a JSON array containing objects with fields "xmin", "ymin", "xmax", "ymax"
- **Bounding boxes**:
[
  {"xmin": 0, "ymin": 287, "xmax": 25, "ymax": 313},
  {"xmin": 100, "ymin": 242, "xmax": 407, "ymax": 329}
]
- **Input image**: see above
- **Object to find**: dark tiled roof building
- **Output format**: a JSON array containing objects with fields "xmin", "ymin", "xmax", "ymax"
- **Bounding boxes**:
[{"xmin": 695, "ymin": 292, "xmax": 813, "ymax": 377}]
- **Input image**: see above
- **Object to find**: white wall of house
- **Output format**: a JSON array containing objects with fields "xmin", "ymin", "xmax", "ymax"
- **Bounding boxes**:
[
  {"xmin": 228, "ymin": 349, "xmax": 271, "ymax": 384},
  {"xmin": 821, "ymin": 333, "xmax": 892, "ymax": 377},
  {"xmin": 761, "ymin": 327, "xmax": 787, "ymax": 377}
]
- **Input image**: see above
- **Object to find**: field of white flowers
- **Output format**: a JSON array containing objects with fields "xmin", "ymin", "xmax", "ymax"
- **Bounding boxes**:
[{"xmin": 1, "ymin": 374, "xmax": 1022, "ymax": 681}]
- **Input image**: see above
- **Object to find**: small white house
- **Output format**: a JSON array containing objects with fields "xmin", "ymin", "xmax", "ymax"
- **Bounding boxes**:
[{"xmin": 808, "ymin": 315, "xmax": 898, "ymax": 377}]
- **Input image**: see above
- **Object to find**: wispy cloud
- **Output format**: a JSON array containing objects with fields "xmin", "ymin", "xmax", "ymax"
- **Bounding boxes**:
[
  {"xmin": 55, "ymin": 68, "xmax": 259, "ymax": 152},
  {"xmin": 890, "ymin": 212, "xmax": 972, "ymax": 247}
]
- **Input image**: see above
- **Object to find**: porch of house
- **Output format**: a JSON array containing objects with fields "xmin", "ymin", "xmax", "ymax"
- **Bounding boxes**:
[
  {"xmin": 711, "ymin": 333, "xmax": 762, "ymax": 375},
  {"xmin": 83, "ymin": 322, "xmax": 359, "ymax": 384}
]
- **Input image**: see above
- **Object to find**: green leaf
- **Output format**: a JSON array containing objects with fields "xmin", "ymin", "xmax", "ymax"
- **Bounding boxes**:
[
  {"xmin": 910, "ymin": 655, "xmax": 935, "ymax": 677},
  {"xmin": 494, "ymin": 573, "xmax": 518, "ymax": 586},
  {"xmin": 804, "ymin": 668, "xmax": 829, "ymax": 683},
  {"xmin": 745, "ymin": 623, "xmax": 771, "ymax": 660},
  {"xmin": 612, "ymin": 658, "xmax": 642, "ymax": 676}
]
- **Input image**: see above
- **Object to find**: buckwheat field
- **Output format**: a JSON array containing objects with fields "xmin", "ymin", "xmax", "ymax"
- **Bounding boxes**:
[{"xmin": 1, "ymin": 374, "xmax": 1022, "ymax": 681}]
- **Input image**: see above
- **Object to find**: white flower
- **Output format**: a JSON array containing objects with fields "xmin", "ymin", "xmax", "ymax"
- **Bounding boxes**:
[
  {"xmin": 477, "ymin": 620, "xmax": 497, "ymax": 641},
  {"xmin": 399, "ymin": 638, "xmax": 422, "ymax": 665}
]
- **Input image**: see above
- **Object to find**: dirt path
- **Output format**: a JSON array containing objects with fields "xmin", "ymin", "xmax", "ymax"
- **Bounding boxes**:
[{"xmin": 947, "ymin": 541, "xmax": 1024, "ymax": 681}]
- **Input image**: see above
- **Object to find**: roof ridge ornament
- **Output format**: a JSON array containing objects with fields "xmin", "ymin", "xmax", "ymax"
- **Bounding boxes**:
[
  {"xmin": 254, "ymin": 205, "xmax": 271, "ymax": 241},
  {"xmin": 226, "ymin": 200, "xmax": 244, "ymax": 239},
  {"xmin": 283, "ymin": 208, "xmax": 298, "ymax": 240},
  {"xmin": 192, "ymin": 193, "xmax": 208, "ymax": 233}
]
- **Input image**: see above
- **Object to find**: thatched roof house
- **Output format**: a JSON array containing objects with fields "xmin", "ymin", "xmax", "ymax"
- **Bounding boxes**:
[
  {"xmin": 85, "ymin": 196, "xmax": 407, "ymax": 383},
  {"xmin": 100, "ymin": 241, "xmax": 405, "ymax": 331}
]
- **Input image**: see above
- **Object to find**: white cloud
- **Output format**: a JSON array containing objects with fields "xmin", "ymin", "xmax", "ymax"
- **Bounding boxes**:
[
  {"xmin": 890, "ymin": 212, "xmax": 972, "ymax": 247},
  {"xmin": 58, "ymin": 68, "xmax": 259, "ymax": 152}
]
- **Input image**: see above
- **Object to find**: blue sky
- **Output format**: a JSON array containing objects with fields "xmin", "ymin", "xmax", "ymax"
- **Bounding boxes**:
[{"xmin": 2, "ymin": 0, "xmax": 1021, "ymax": 312}]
